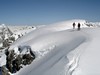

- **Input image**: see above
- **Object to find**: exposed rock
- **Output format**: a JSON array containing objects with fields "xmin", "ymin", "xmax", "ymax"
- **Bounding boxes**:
[{"xmin": 4, "ymin": 46, "xmax": 35, "ymax": 74}]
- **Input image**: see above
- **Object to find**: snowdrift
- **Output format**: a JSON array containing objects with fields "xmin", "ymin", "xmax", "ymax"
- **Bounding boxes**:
[
  {"xmin": 73, "ymin": 28, "xmax": 100, "ymax": 75},
  {"xmin": 15, "ymin": 30, "xmax": 86, "ymax": 75},
  {"xmin": 8, "ymin": 19, "xmax": 88, "ymax": 75},
  {"xmin": 9, "ymin": 19, "xmax": 87, "ymax": 50},
  {"xmin": 2, "ymin": 19, "xmax": 100, "ymax": 75}
]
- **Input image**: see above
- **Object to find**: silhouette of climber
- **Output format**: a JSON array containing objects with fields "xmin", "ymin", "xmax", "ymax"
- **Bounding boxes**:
[
  {"xmin": 78, "ymin": 23, "xmax": 81, "ymax": 30},
  {"xmin": 73, "ymin": 22, "xmax": 76, "ymax": 29}
]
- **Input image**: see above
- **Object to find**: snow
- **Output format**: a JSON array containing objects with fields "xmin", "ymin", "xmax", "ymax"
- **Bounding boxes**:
[
  {"xmin": 0, "ymin": 25, "xmax": 37, "ymax": 67},
  {"xmin": 85, "ymin": 21, "xmax": 100, "ymax": 27},
  {"xmin": 9, "ymin": 19, "xmax": 88, "ymax": 50},
  {"xmin": 0, "ymin": 53, "xmax": 6, "ymax": 66},
  {"xmin": 7, "ymin": 19, "xmax": 89, "ymax": 75},
  {"xmin": 8, "ymin": 25, "xmax": 36, "ymax": 39},
  {"xmin": 14, "ymin": 29, "xmax": 86, "ymax": 75},
  {"xmin": 1, "ymin": 19, "xmax": 100, "ymax": 75},
  {"xmin": 72, "ymin": 28, "xmax": 100, "ymax": 75}
]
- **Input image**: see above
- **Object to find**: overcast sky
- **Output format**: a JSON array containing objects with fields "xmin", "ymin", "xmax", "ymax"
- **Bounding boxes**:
[{"xmin": 0, "ymin": 0, "xmax": 100, "ymax": 25}]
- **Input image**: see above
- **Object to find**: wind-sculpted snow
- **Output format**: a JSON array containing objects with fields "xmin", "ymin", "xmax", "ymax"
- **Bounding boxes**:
[
  {"xmin": 72, "ymin": 28, "xmax": 100, "ymax": 75},
  {"xmin": 1, "ymin": 19, "xmax": 100, "ymax": 75},
  {"xmin": 4, "ymin": 19, "xmax": 96, "ymax": 75},
  {"xmin": 12, "ymin": 27, "xmax": 100, "ymax": 75},
  {"xmin": 14, "ymin": 30, "xmax": 86, "ymax": 75},
  {"xmin": 7, "ymin": 19, "xmax": 89, "ymax": 75},
  {"xmin": 9, "ymin": 19, "xmax": 87, "ymax": 50}
]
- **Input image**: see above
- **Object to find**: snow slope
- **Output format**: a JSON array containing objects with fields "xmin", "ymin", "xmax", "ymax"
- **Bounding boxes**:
[
  {"xmin": 9, "ymin": 19, "xmax": 87, "ymax": 50},
  {"xmin": 73, "ymin": 28, "xmax": 100, "ymax": 75},
  {"xmin": 7, "ymin": 19, "xmax": 87, "ymax": 75},
  {"xmin": 6, "ymin": 19, "xmax": 100, "ymax": 75},
  {"xmin": 15, "ymin": 30, "xmax": 86, "ymax": 75}
]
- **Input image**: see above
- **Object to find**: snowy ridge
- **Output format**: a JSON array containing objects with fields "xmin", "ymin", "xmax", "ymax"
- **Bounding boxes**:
[
  {"xmin": 9, "ymin": 19, "xmax": 88, "ymax": 50},
  {"xmin": 66, "ymin": 36, "xmax": 90, "ymax": 75},
  {"xmin": 1, "ymin": 19, "xmax": 100, "ymax": 75},
  {"xmin": 15, "ymin": 31, "xmax": 86, "ymax": 75},
  {"xmin": 72, "ymin": 28, "xmax": 100, "ymax": 75},
  {"xmin": 8, "ymin": 19, "xmax": 88, "ymax": 75}
]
